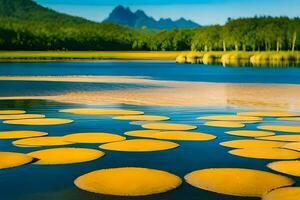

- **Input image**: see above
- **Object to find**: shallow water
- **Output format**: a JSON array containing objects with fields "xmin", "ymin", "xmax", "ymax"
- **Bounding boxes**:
[{"xmin": 1, "ymin": 62, "xmax": 300, "ymax": 200}]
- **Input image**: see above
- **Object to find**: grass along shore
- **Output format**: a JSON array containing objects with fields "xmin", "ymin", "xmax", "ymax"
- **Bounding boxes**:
[
  {"xmin": 176, "ymin": 51, "xmax": 300, "ymax": 67},
  {"xmin": 0, "ymin": 51, "xmax": 183, "ymax": 62},
  {"xmin": 0, "ymin": 51, "xmax": 299, "ymax": 67}
]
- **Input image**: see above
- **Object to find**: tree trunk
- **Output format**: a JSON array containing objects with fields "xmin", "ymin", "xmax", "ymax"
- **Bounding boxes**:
[
  {"xmin": 223, "ymin": 40, "xmax": 226, "ymax": 52},
  {"xmin": 235, "ymin": 43, "xmax": 239, "ymax": 51},
  {"xmin": 292, "ymin": 31, "xmax": 297, "ymax": 52},
  {"xmin": 276, "ymin": 40, "xmax": 280, "ymax": 52},
  {"xmin": 204, "ymin": 45, "xmax": 208, "ymax": 52}
]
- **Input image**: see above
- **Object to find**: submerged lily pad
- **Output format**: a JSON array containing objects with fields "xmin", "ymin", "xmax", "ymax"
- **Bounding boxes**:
[
  {"xmin": 278, "ymin": 117, "xmax": 300, "ymax": 121},
  {"xmin": 62, "ymin": 132, "xmax": 126, "ymax": 144},
  {"xmin": 13, "ymin": 136, "xmax": 73, "ymax": 147},
  {"xmin": 238, "ymin": 111, "xmax": 299, "ymax": 117},
  {"xmin": 60, "ymin": 108, "xmax": 144, "ymax": 115},
  {"xmin": 0, "ymin": 130, "xmax": 48, "ymax": 139},
  {"xmin": 220, "ymin": 140, "xmax": 285, "ymax": 149},
  {"xmin": 0, "ymin": 114, "xmax": 45, "ymax": 120},
  {"xmin": 258, "ymin": 135, "xmax": 300, "ymax": 142},
  {"xmin": 113, "ymin": 115, "xmax": 170, "ymax": 121},
  {"xmin": 225, "ymin": 130, "xmax": 275, "ymax": 137},
  {"xmin": 74, "ymin": 167, "xmax": 182, "ymax": 196},
  {"xmin": 229, "ymin": 148, "xmax": 300, "ymax": 160},
  {"xmin": 142, "ymin": 123, "xmax": 197, "ymax": 131},
  {"xmin": 268, "ymin": 161, "xmax": 300, "ymax": 177},
  {"xmin": 184, "ymin": 168, "xmax": 294, "ymax": 197},
  {"xmin": 198, "ymin": 115, "xmax": 262, "ymax": 121},
  {"xmin": 204, "ymin": 121, "xmax": 245, "ymax": 128},
  {"xmin": 125, "ymin": 130, "xmax": 216, "ymax": 141},
  {"xmin": 258, "ymin": 125, "xmax": 300, "ymax": 133},
  {"xmin": 28, "ymin": 148, "xmax": 104, "ymax": 165},
  {"xmin": 0, "ymin": 110, "xmax": 26, "ymax": 115},
  {"xmin": 263, "ymin": 187, "xmax": 300, "ymax": 200},
  {"xmin": 99, "ymin": 139, "xmax": 179, "ymax": 152},
  {"xmin": 4, "ymin": 118, "xmax": 73, "ymax": 126},
  {"xmin": 0, "ymin": 152, "xmax": 33, "ymax": 170}
]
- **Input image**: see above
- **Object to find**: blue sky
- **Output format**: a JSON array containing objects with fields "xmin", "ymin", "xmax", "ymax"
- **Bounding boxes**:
[{"xmin": 35, "ymin": 0, "xmax": 300, "ymax": 25}]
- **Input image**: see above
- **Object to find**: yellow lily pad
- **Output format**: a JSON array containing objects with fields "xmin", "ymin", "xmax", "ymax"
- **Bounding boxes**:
[
  {"xmin": 258, "ymin": 125, "xmax": 300, "ymax": 133},
  {"xmin": 184, "ymin": 168, "xmax": 294, "ymax": 197},
  {"xmin": 268, "ymin": 161, "xmax": 300, "ymax": 177},
  {"xmin": 238, "ymin": 111, "xmax": 299, "ymax": 117},
  {"xmin": 142, "ymin": 123, "xmax": 197, "ymax": 131},
  {"xmin": 229, "ymin": 148, "xmax": 300, "ymax": 160},
  {"xmin": 74, "ymin": 167, "xmax": 182, "ymax": 196},
  {"xmin": 220, "ymin": 140, "xmax": 285, "ymax": 149},
  {"xmin": 60, "ymin": 108, "xmax": 144, "ymax": 115},
  {"xmin": 0, "ymin": 152, "xmax": 33, "ymax": 170},
  {"xmin": 204, "ymin": 121, "xmax": 245, "ymax": 128},
  {"xmin": 62, "ymin": 132, "xmax": 126, "ymax": 144},
  {"xmin": 0, "ymin": 114, "xmax": 45, "ymax": 120},
  {"xmin": 99, "ymin": 139, "xmax": 179, "ymax": 152},
  {"xmin": 28, "ymin": 148, "xmax": 104, "ymax": 165},
  {"xmin": 198, "ymin": 115, "xmax": 262, "ymax": 121},
  {"xmin": 0, "ymin": 110, "xmax": 26, "ymax": 115},
  {"xmin": 113, "ymin": 115, "xmax": 170, "ymax": 121},
  {"xmin": 258, "ymin": 135, "xmax": 300, "ymax": 142},
  {"xmin": 283, "ymin": 142, "xmax": 300, "ymax": 151},
  {"xmin": 125, "ymin": 130, "xmax": 216, "ymax": 141},
  {"xmin": 0, "ymin": 130, "xmax": 48, "ymax": 139},
  {"xmin": 4, "ymin": 118, "xmax": 73, "ymax": 126},
  {"xmin": 225, "ymin": 130, "xmax": 275, "ymax": 137},
  {"xmin": 13, "ymin": 136, "xmax": 73, "ymax": 147},
  {"xmin": 263, "ymin": 187, "xmax": 300, "ymax": 200}
]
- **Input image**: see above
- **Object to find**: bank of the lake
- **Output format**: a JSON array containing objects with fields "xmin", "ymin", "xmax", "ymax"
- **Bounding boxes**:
[
  {"xmin": 1, "ymin": 51, "xmax": 300, "ymax": 67},
  {"xmin": 0, "ymin": 51, "xmax": 182, "ymax": 62},
  {"xmin": 176, "ymin": 51, "xmax": 300, "ymax": 67}
]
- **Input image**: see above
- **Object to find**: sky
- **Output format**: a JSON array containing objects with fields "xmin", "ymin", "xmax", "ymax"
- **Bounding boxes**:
[{"xmin": 35, "ymin": 0, "xmax": 300, "ymax": 25}]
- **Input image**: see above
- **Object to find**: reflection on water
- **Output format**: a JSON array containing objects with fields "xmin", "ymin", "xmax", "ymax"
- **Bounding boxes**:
[
  {"xmin": 0, "ymin": 99, "xmax": 299, "ymax": 200},
  {"xmin": 221, "ymin": 59, "xmax": 300, "ymax": 68},
  {"xmin": 0, "ymin": 80, "xmax": 158, "ymax": 96}
]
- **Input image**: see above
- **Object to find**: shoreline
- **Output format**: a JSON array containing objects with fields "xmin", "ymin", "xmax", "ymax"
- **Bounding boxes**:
[{"xmin": 1, "ymin": 76, "xmax": 300, "ymax": 110}]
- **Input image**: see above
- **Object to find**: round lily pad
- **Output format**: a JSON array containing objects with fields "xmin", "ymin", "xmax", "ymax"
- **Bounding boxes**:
[
  {"xmin": 63, "ymin": 132, "xmax": 126, "ymax": 144},
  {"xmin": 0, "ymin": 152, "xmax": 33, "ymax": 170},
  {"xmin": 74, "ymin": 167, "xmax": 182, "ymax": 196},
  {"xmin": 142, "ymin": 123, "xmax": 197, "ymax": 131},
  {"xmin": 28, "ymin": 148, "xmax": 104, "ymax": 165},
  {"xmin": 0, "ymin": 130, "xmax": 48, "ymax": 139},
  {"xmin": 4, "ymin": 118, "xmax": 73, "ymax": 126},
  {"xmin": 99, "ymin": 139, "xmax": 179, "ymax": 152},
  {"xmin": 185, "ymin": 168, "xmax": 294, "ymax": 197}
]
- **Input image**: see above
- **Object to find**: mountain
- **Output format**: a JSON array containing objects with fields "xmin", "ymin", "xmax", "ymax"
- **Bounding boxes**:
[
  {"xmin": 0, "ymin": 0, "xmax": 91, "ymax": 24},
  {"xmin": 103, "ymin": 5, "xmax": 200, "ymax": 30}
]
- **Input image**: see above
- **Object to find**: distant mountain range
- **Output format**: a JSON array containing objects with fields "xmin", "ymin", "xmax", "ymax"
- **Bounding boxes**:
[{"xmin": 103, "ymin": 5, "xmax": 200, "ymax": 30}]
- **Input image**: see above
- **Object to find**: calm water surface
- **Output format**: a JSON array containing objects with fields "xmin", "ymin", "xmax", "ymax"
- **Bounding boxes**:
[
  {"xmin": 1, "ymin": 61, "xmax": 300, "ymax": 84},
  {"xmin": 0, "ymin": 62, "xmax": 300, "ymax": 200}
]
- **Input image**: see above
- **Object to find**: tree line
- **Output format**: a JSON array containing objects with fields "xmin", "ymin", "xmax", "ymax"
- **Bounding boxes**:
[{"xmin": 0, "ymin": 16, "xmax": 299, "ymax": 51}]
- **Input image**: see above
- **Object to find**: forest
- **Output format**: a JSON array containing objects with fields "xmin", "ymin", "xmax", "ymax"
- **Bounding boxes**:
[{"xmin": 0, "ymin": 1, "xmax": 299, "ymax": 52}]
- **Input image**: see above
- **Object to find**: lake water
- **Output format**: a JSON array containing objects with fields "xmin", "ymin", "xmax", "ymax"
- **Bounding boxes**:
[{"xmin": 0, "ymin": 62, "xmax": 300, "ymax": 200}]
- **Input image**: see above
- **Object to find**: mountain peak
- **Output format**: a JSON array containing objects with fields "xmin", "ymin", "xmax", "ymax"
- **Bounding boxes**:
[{"xmin": 103, "ymin": 5, "xmax": 200, "ymax": 30}]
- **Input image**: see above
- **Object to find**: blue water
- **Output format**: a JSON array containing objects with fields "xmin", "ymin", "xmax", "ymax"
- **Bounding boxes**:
[
  {"xmin": 1, "ymin": 61, "xmax": 300, "ymax": 84},
  {"xmin": 0, "ymin": 62, "xmax": 300, "ymax": 200},
  {"xmin": 0, "ymin": 80, "xmax": 158, "ymax": 96}
]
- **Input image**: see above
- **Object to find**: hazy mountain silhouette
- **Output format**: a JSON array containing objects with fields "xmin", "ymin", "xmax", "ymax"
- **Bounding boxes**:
[{"xmin": 103, "ymin": 5, "xmax": 200, "ymax": 30}]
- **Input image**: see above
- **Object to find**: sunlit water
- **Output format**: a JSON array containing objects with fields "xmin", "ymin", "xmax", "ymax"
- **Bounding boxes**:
[{"xmin": 0, "ymin": 62, "xmax": 300, "ymax": 200}]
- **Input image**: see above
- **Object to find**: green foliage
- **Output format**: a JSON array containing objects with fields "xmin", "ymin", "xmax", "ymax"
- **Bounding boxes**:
[{"xmin": 0, "ymin": 0, "xmax": 299, "ymax": 51}]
